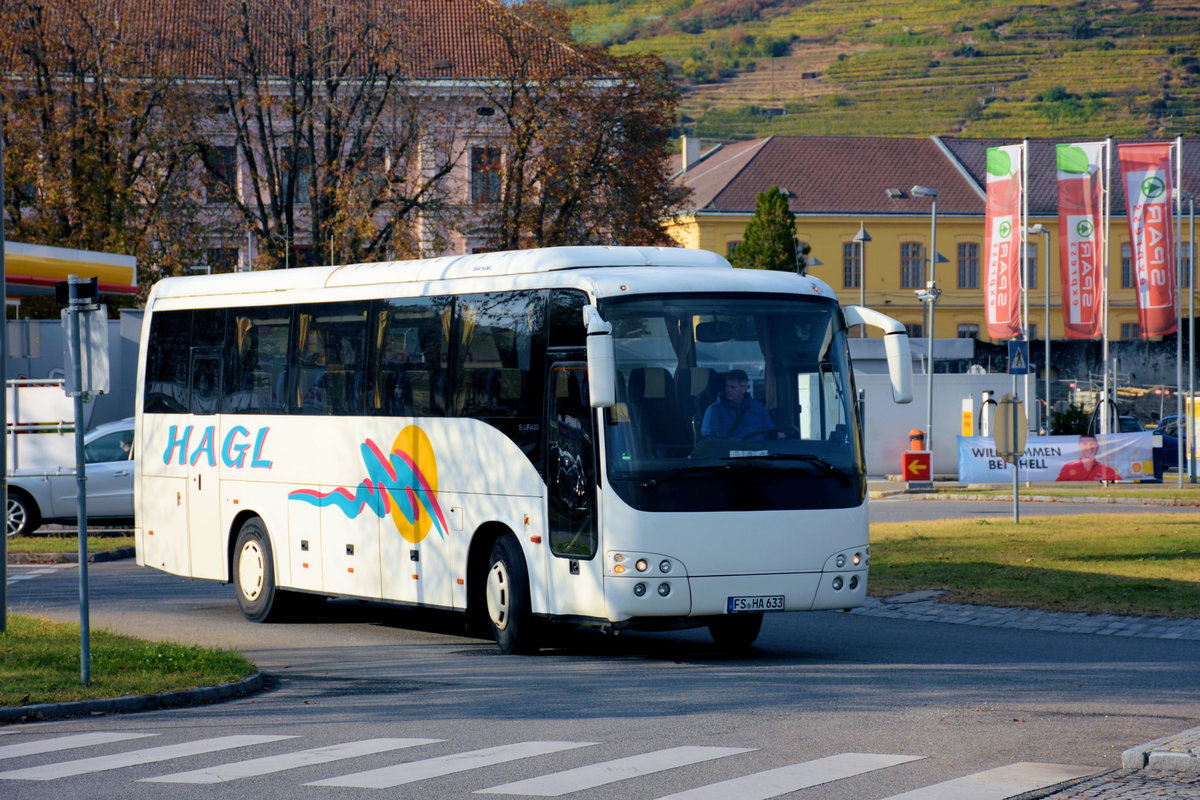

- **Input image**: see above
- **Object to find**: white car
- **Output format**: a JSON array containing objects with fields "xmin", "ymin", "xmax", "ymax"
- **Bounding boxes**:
[{"xmin": 6, "ymin": 417, "xmax": 134, "ymax": 537}]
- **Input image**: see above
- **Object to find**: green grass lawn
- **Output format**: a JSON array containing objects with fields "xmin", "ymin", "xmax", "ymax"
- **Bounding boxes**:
[
  {"xmin": 6, "ymin": 533, "xmax": 134, "ymax": 555},
  {"xmin": 0, "ymin": 614, "xmax": 256, "ymax": 707},
  {"xmin": 870, "ymin": 513, "xmax": 1200, "ymax": 618}
]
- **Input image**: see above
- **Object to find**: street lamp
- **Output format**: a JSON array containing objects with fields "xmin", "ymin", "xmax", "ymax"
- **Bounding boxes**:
[
  {"xmin": 1027, "ymin": 223, "xmax": 1051, "ymax": 433},
  {"xmin": 910, "ymin": 185, "xmax": 939, "ymax": 463},
  {"xmin": 853, "ymin": 223, "xmax": 871, "ymax": 337}
]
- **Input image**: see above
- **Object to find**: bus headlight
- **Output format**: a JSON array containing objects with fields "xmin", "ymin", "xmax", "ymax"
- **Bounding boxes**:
[
  {"xmin": 832, "ymin": 576, "xmax": 844, "ymax": 591},
  {"xmin": 852, "ymin": 552, "xmax": 863, "ymax": 566},
  {"xmin": 836, "ymin": 554, "xmax": 846, "ymax": 568},
  {"xmin": 635, "ymin": 559, "xmax": 649, "ymax": 572},
  {"xmin": 657, "ymin": 582, "xmax": 671, "ymax": 597},
  {"xmin": 633, "ymin": 582, "xmax": 647, "ymax": 597},
  {"xmin": 659, "ymin": 559, "xmax": 672, "ymax": 574}
]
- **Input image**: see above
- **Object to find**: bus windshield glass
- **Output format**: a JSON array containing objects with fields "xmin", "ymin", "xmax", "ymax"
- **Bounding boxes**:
[{"xmin": 600, "ymin": 293, "xmax": 864, "ymax": 512}]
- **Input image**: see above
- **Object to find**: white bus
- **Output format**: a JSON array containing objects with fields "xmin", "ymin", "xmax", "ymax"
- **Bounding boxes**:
[{"xmin": 134, "ymin": 246, "xmax": 912, "ymax": 653}]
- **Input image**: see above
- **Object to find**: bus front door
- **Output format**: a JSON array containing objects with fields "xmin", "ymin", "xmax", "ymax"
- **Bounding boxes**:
[{"xmin": 545, "ymin": 363, "xmax": 604, "ymax": 618}]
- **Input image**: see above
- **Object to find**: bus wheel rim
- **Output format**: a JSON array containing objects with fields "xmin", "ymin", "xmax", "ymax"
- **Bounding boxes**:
[
  {"xmin": 486, "ymin": 560, "xmax": 510, "ymax": 630},
  {"xmin": 238, "ymin": 541, "xmax": 265, "ymax": 601}
]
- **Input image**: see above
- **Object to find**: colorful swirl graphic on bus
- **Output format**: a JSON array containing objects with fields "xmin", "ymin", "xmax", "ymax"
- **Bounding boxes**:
[{"xmin": 287, "ymin": 426, "xmax": 448, "ymax": 544}]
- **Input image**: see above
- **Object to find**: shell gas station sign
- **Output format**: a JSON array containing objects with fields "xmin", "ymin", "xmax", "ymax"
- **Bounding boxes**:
[{"xmin": 4, "ymin": 241, "xmax": 137, "ymax": 299}]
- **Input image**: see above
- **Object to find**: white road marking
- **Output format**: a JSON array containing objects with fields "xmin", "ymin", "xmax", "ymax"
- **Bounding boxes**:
[
  {"xmin": 654, "ymin": 752, "xmax": 926, "ymax": 800},
  {"xmin": 0, "ymin": 735, "xmax": 293, "ymax": 781},
  {"xmin": 477, "ymin": 746, "xmax": 753, "ymax": 796},
  {"xmin": 0, "ymin": 733, "xmax": 157, "ymax": 761},
  {"xmin": 144, "ymin": 737, "xmax": 439, "ymax": 784},
  {"xmin": 309, "ymin": 741, "xmax": 595, "ymax": 789},
  {"xmin": 875, "ymin": 762, "xmax": 1101, "ymax": 800}
]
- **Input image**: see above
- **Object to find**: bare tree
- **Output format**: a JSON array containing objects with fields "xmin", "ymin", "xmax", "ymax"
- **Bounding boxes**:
[
  {"xmin": 200, "ymin": 0, "xmax": 471, "ymax": 268},
  {"xmin": 474, "ymin": 0, "xmax": 689, "ymax": 250},
  {"xmin": 0, "ymin": 0, "xmax": 206, "ymax": 303}
]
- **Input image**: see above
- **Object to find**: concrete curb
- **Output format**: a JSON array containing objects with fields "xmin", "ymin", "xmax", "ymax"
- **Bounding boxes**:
[
  {"xmin": 1122, "ymin": 725, "xmax": 1200, "ymax": 774},
  {"xmin": 6, "ymin": 546, "xmax": 135, "ymax": 565},
  {"xmin": 0, "ymin": 672, "xmax": 265, "ymax": 725},
  {"xmin": 868, "ymin": 488, "xmax": 1200, "ymax": 505}
]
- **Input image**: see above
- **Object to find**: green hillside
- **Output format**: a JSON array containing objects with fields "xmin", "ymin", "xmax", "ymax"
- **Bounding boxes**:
[{"xmin": 564, "ymin": 0, "xmax": 1200, "ymax": 139}]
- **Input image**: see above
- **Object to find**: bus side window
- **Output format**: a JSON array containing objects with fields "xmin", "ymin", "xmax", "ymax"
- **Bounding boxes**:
[
  {"xmin": 143, "ymin": 309, "xmax": 192, "ymax": 413},
  {"xmin": 222, "ymin": 306, "xmax": 290, "ymax": 414}
]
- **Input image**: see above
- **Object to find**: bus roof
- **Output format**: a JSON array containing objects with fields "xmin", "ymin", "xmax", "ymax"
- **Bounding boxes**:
[{"xmin": 147, "ymin": 246, "xmax": 838, "ymax": 305}]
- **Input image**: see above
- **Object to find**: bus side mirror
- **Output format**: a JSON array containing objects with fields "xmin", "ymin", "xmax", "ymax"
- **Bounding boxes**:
[
  {"xmin": 843, "ymin": 305, "xmax": 913, "ymax": 404},
  {"xmin": 583, "ymin": 305, "xmax": 616, "ymax": 408}
]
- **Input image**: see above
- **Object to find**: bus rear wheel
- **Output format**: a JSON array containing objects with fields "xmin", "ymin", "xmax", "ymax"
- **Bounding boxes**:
[
  {"xmin": 485, "ymin": 536, "xmax": 539, "ymax": 654},
  {"xmin": 708, "ymin": 613, "xmax": 763, "ymax": 650},
  {"xmin": 233, "ymin": 517, "xmax": 287, "ymax": 623}
]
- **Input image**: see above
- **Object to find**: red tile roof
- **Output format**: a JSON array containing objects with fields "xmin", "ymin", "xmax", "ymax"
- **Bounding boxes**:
[
  {"xmin": 4, "ymin": 0, "xmax": 589, "ymax": 79},
  {"xmin": 679, "ymin": 135, "xmax": 1199, "ymax": 218}
]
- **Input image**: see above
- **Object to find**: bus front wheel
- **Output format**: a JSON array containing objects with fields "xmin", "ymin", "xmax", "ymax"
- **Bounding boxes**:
[
  {"xmin": 233, "ymin": 518, "xmax": 284, "ymax": 623},
  {"xmin": 485, "ymin": 536, "xmax": 539, "ymax": 654},
  {"xmin": 708, "ymin": 613, "xmax": 763, "ymax": 650}
]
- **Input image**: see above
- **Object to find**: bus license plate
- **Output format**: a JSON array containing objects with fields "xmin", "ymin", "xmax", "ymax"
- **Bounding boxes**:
[{"xmin": 727, "ymin": 595, "xmax": 785, "ymax": 613}]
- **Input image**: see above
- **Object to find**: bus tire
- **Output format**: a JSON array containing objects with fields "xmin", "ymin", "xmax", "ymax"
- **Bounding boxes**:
[
  {"xmin": 485, "ymin": 535, "xmax": 539, "ymax": 654},
  {"xmin": 233, "ymin": 517, "xmax": 285, "ymax": 623},
  {"xmin": 6, "ymin": 490, "xmax": 40, "ymax": 538},
  {"xmin": 708, "ymin": 613, "xmax": 763, "ymax": 650}
]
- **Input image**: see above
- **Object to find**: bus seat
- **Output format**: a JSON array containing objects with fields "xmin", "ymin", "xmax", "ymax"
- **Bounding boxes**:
[{"xmin": 629, "ymin": 367, "xmax": 691, "ymax": 453}]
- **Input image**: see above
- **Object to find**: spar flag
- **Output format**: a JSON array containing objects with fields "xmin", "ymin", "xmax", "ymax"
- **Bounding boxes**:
[
  {"xmin": 1118, "ymin": 142, "xmax": 1176, "ymax": 337},
  {"xmin": 984, "ymin": 144, "xmax": 1024, "ymax": 340},
  {"xmin": 1055, "ymin": 142, "xmax": 1106, "ymax": 339}
]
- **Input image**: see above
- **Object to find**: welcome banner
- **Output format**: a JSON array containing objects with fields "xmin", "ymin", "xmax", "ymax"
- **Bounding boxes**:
[
  {"xmin": 957, "ymin": 432, "xmax": 1155, "ymax": 483},
  {"xmin": 1118, "ymin": 142, "xmax": 1177, "ymax": 337},
  {"xmin": 1055, "ymin": 142, "xmax": 1106, "ymax": 339},
  {"xmin": 984, "ymin": 144, "xmax": 1024, "ymax": 340}
]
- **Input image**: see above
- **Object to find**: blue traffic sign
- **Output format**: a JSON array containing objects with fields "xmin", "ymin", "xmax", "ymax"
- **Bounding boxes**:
[{"xmin": 1007, "ymin": 339, "xmax": 1029, "ymax": 375}]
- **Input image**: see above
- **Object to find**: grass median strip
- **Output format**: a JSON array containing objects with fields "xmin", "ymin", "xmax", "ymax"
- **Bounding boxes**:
[
  {"xmin": 0, "ymin": 614, "xmax": 256, "ymax": 708},
  {"xmin": 6, "ymin": 534, "xmax": 134, "ymax": 555},
  {"xmin": 869, "ymin": 513, "xmax": 1200, "ymax": 618}
]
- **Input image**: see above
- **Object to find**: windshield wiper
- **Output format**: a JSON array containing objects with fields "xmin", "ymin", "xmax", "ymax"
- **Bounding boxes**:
[
  {"xmin": 720, "ymin": 453, "xmax": 854, "ymax": 486},
  {"xmin": 638, "ymin": 464, "xmax": 732, "ymax": 489}
]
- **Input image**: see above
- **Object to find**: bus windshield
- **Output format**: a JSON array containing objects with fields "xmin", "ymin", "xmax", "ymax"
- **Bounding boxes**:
[{"xmin": 600, "ymin": 293, "xmax": 864, "ymax": 512}]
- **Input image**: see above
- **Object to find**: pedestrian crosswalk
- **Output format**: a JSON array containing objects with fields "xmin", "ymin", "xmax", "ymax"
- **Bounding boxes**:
[
  {"xmin": 0, "ymin": 729, "xmax": 1101, "ymax": 799},
  {"xmin": 4, "ymin": 565, "xmax": 72, "ymax": 587}
]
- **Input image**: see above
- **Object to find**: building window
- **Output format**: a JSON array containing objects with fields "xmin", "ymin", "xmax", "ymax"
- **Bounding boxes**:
[
  {"xmin": 904, "ymin": 322, "xmax": 923, "ymax": 338},
  {"xmin": 1023, "ymin": 242, "xmax": 1038, "ymax": 289},
  {"xmin": 202, "ymin": 145, "xmax": 236, "ymax": 205},
  {"xmin": 957, "ymin": 323, "xmax": 979, "ymax": 338},
  {"xmin": 843, "ymin": 242, "xmax": 861, "ymax": 288},
  {"xmin": 900, "ymin": 243, "xmax": 923, "ymax": 289},
  {"xmin": 282, "ymin": 147, "xmax": 313, "ymax": 204},
  {"xmin": 957, "ymin": 243, "xmax": 979, "ymax": 289},
  {"xmin": 727, "ymin": 241, "xmax": 741, "ymax": 258},
  {"xmin": 1121, "ymin": 322, "xmax": 1141, "ymax": 340},
  {"xmin": 1121, "ymin": 243, "xmax": 1133, "ymax": 288},
  {"xmin": 1027, "ymin": 322, "xmax": 1037, "ymax": 340},
  {"xmin": 470, "ymin": 146, "xmax": 501, "ymax": 204},
  {"xmin": 206, "ymin": 248, "xmax": 239, "ymax": 273}
]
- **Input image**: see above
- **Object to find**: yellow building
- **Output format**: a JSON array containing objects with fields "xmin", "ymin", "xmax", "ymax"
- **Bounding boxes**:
[{"xmin": 669, "ymin": 135, "xmax": 1197, "ymax": 343}]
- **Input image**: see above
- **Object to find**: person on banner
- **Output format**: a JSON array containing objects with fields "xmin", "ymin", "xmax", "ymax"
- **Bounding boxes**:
[
  {"xmin": 701, "ymin": 369, "xmax": 778, "ymax": 440},
  {"xmin": 1056, "ymin": 434, "xmax": 1121, "ymax": 481}
]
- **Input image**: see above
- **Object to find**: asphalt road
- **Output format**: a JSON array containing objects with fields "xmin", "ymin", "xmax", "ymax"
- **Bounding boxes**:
[{"xmin": 3, "ymin": 496, "xmax": 1198, "ymax": 800}]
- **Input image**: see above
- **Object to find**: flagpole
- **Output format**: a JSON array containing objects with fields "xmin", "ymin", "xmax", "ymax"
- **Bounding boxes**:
[
  {"xmin": 1102, "ymin": 137, "xmax": 1112, "ymax": 435},
  {"xmin": 1021, "ymin": 139, "xmax": 1029, "ymax": 421},
  {"xmin": 1176, "ymin": 135, "xmax": 1184, "ymax": 487}
]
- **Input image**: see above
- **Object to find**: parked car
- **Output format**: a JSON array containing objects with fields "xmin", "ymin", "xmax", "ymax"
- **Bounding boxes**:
[
  {"xmin": 1156, "ymin": 414, "xmax": 1190, "ymax": 470},
  {"xmin": 1086, "ymin": 414, "xmax": 1146, "ymax": 435},
  {"xmin": 6, "ymin": 417, "xmax": 134, "ymax": 537}
]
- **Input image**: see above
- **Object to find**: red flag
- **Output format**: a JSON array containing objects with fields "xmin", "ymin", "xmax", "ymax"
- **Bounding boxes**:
[
  {"xmin": 1056, "ymin": 143, "xmax": 1106, "ymax": 339},
  {"xmin": 984, "ymin": 145, "xmax": 1023, "ymax": 340},
  {"xmin": 1118, "ymin": 142, "xmax": 1176, "ymax": 337}
]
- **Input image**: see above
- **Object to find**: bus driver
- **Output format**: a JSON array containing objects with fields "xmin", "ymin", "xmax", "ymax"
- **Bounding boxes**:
[{"xmin": 700, "ymin": 369, "xmax": 776, "ymax": 440}]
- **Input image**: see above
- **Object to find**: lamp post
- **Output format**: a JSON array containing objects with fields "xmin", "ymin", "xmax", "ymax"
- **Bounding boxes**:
[
  {"xmin": 853, "ymin": 223, "xmax": 871, "ymax": 337},
  {"xmin": 911, "ymin": 186, "xmax": 940, "ymax": 464},
  {"xmin": 1027, "ymin": 224, "xmax": 1051, "ymax": 432}
]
